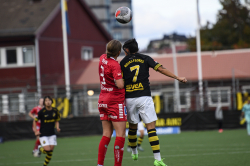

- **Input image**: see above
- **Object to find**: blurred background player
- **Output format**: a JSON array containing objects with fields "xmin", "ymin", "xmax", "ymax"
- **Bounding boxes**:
[
  {"xmin": 97, "ymin": 40, "xmax": 127, "ymax": 166},
  {"xmin": 34, "ymin": 96, "xmax": 60, "ymax": 166},
  {"xmin": 127, "ymin": 121, "xmax": 145, "ymax": 152},
  {"xmin": 120, "ymin": 38, "xmax": 187, "ymax": 166},
  {"xmin": 215, "ymin": 101, "xmax": 223, "ymax": 133},
  {"xmin": 241, "ymin": 98, "xmax": 250, "ymax": 135},
  {"xmin": 28, "ymin": 98, "xmax": 44, "ymax": 156}
]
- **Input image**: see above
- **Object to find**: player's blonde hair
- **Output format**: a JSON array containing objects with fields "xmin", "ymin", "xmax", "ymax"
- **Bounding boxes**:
[{"xmin": 106, "ymin": 40, "xmax": 121, "ymax": 58}]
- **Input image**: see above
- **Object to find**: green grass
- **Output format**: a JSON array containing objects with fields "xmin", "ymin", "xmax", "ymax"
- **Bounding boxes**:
[{"xmin": 0, "ymin": 129, "xmax": 249, "ymax": 166}]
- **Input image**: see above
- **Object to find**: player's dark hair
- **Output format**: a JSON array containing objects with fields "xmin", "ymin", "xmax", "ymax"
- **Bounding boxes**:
[
  {"xmin": 123, "ymin": 38, "xmax": 139, "ymax": 54},
  {"xmin": 106, "ymin": 40, "xmax": 122, "ymax": 58},
  {"xmin": 43, "ymin": 96, "xmax": 53, "ymax": 106}
]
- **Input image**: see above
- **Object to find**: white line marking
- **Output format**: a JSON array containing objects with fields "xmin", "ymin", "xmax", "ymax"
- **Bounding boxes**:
[{"xmin": 0, "ymin": 151, "xmax": 249, "ymax": 165}]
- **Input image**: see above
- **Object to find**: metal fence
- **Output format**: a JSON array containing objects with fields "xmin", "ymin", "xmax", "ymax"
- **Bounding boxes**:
[{"xmin": 0, "ymin": 83, "xmax": 249, "ymax": 122}]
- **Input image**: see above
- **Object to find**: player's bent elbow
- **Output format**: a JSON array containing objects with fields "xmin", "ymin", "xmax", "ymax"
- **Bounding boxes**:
[{"xmin": 116, "ymin": 79, "xmax": 124, "ymax": 89}]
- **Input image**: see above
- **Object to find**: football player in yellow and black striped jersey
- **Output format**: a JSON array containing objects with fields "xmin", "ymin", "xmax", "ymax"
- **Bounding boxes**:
[
  {"xmin": 120, "ymin": 39, "xmax": 187, "ymax": 166},
  {"xmin": 33, "ymin": 96, "xmax": 60, "ymax": 166}
]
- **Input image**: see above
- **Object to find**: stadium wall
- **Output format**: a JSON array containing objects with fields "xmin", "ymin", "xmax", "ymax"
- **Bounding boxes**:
[{"xmin": 0, "ymin": 111, "xmax": 244, "ymax": 141}]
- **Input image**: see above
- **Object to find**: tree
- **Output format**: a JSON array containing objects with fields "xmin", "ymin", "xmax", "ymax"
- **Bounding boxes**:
[{"xmin": 188, "ymin": 0, "xmax": 250, "ymax": 51}]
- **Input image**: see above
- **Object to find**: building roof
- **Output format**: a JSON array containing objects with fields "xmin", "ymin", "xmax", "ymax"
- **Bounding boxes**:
[
  {"xmin": 75, "ymin": 49, "xmax": 250, "ymax": 85},
  {"xmin": 0, "ymin": 0, "xmax": 60, "ymax": 36},
  {"xmin": 163, "ymin": 33, "xmax": 187, "ymax": 42},
  {"xmin": 0, "ymin": 0, "xmax": 112, "ymax": 40}
]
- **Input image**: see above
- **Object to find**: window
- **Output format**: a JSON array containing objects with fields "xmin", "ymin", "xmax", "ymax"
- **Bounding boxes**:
[
  {"xmin": 152, "ymin": 90, "xmax": 191, "ymax": 113},
  {"xmin": 242, "ymin": 85, "xmax": 250, "ymax": 94},
  {"xmin": 207, "ymin": 87, "xmax": 231, "ymax": 107},
  {"xmin": 81, "ymin": 47, "xmax": 93, "ymax": 60},
  {"xmin": 23, "ymin": 47, "xmax": 34, "ymax": 63},
  {"xmin": 0, "ymin": 46, "xmax": 35, "ymax": 68},
  {"xmin": 6, "ymin": 49, "xmax": 17, "ymax": 64},
  {"xmin": 88, "ymin": 95, "xmax": 99, "ymax": 114}
]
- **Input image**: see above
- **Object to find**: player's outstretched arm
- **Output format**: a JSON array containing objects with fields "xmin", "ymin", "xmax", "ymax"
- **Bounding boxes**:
[
  {"xmin": 157, "ymin": 66, "xmax": 187, "ymax": 83},
  {"xmin": 56, "ymin": 121, "xmax": 61, "ymax": 132},
  {"xmin": 33, "ymin": 119, "xmax": 40, "ymax": 136},
  {"xmin": 28, "ymin": 109, "xmax": 36, "ymax": 120}
]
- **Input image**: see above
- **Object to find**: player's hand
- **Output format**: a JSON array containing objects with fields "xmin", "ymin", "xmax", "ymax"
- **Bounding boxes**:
[
  {"xmin": 177, "ymin": 77, "xmax": 187, "ymax": 83},
  {"xmin": 57, "ymin": 128, "xmax": 61, "ymax": 132},
  {"xmin": 35, "ymin": 131, "xmax": 41, "ymax": 136}
]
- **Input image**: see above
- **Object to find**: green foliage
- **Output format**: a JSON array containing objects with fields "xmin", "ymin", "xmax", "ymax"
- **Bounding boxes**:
[{"xmin": 188, "ymin": 0, "xmax": 250, "ymax": 51}]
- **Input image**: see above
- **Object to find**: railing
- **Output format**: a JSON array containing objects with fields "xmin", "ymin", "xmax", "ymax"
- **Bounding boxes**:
[{"xmin": 0, "ymin": 84, "xmax": 249, "ymax": 122}]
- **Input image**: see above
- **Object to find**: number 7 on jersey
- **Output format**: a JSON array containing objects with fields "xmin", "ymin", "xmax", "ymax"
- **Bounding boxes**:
[{"xmin": 130, "ymin": 65, "xmax": 140, "ymax": 82}]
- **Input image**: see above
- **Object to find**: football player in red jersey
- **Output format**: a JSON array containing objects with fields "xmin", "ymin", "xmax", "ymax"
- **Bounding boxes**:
[
  {"xmin": 97, "ymin": 40, "xmax": 126, "ymax": 166},
  {"xmin": 29, "ymin": 98, "xmax": 44, "ymax": 156}
]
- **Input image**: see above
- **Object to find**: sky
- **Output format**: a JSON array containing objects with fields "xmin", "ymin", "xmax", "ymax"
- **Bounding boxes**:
[{"xmin": 132, "ymin": 0, "xmax": 223, "ymax": 50}]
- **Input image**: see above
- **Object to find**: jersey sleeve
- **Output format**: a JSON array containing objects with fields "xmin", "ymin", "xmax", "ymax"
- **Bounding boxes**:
[
  {"xmin": 30, "ymin": 107, "xmax": 36, "ymax": 114},
  {"xmin": 242, "ymin": 105, "xmax": 246, "ymax": 112},
  {"xmin": 147, "ymin": 56, "xmax": 162, "ymax": 71},
  {"xmin": 35, "ymin": 110, "xmax": 43, "ymax": 122},
  {"xmin": 55, "ymin": 109, "xmax": 61, "ymax": 121},
  {"xmin": 112, "ymin": 63, "xmax": 123, "ymax": 80}
]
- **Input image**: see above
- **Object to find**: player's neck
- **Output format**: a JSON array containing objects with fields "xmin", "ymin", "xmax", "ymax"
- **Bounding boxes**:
[{"xmin": 45, "ymin": 106, "xmax": 52, "ymax": 110}]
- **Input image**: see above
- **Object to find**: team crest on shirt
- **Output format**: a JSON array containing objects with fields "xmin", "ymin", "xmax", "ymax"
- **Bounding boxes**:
[
  {"xmin": 53, "ymin": 113, "xmax": 55, "ymax": 117},
  {"xmin": 43, "ymin": 141, "xmax": 46, "ymax": 144}
]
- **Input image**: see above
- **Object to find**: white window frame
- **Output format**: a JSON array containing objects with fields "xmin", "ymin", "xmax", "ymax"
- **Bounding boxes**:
[
  {"xmin": 88, "ymin": 95, "xmax": 99, "ymax": 114},
  {"xmin": 22, "ymin": 47, "xmax": 35, "ymax": 64},
  {"xmin": 242, "ymin": 85, "xmax": 250, "ymax": 93},
  {"xmin": 0, "ymin": 46, "xmax": 35, "ymax": 68},
  {"xmin": 207, "ymin": 87, "xmax": 231, "ymax": 107},
  {"xmin": 152, "ymin": 89, "xmax": 191, "ymax": 110},
  {"xmin": 6, "ymin": 47, "xmax": 18, "ymax": 65},
  {"xmin": 81, "ymin": 46, "xmax": 93, "ymax": 61}
]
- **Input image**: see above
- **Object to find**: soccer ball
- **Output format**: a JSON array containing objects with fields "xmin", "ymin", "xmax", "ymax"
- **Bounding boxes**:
[
  {"xmin": 33, "ymin": 150, "xmax": 40, "ymax": 157},
  {"xmin": 115, "ymin": 7, "xmax": 132, "ymax": 24}
]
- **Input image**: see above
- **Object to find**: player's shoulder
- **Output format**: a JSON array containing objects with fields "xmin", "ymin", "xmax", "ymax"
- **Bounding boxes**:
[
  {"xmin": 52, "ymin": 107, "xmax": 59, "ymax": 112},
  {"xmin": 243, "ymin": 104, "xmax": 249, "ymax": 109},
  {"xmin": 39, "ymin": 108, "xmax": 46, "ymax": 113},
  {"xmin": 99, "ymin": 54, "xmax": 106, "ymax": 60},
  {"xmin": 108, "ymin": 58, "xmax": 120, "ymax": 68}
]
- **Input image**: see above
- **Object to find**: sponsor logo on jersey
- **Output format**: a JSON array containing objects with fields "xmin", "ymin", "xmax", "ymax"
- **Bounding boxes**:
[
  {"xmin": 53, "ymin": 113, "xmax": 55, "ymax": 117},
  {"xmin": 118, "ymin": 73, "xmax": 121, "ymax": 76},
  {"xmin": 44, "ymin": 115, "xmax": 48, "ymax": 117},
  {"xmin": 100, "ymin": 114, "xmax": 104, "ymax": 117},
  {"xmin": 124, "ymin": 59, "xmax": 144, "ymax": 68},
  {"xmin": 98, "ymin": 103, "xmax": 108, "ymax": 108},
  {"xmin": 108, "ymin": 115, "xmax": 117, "ymax": 119},
  {"xmin": 126, "ymin": 83, "xmax": 144, "ymax": 92},
  {"xmin": 102, "ymin": 58, "xmax": 108, "ymax": 65},
  {"xmin": 101, "ymin": 84, "xmax": 113, "ymax": 92},
  {"xmin": 44, "ymin": 119, "xmax": 56, "ymax": 123}
]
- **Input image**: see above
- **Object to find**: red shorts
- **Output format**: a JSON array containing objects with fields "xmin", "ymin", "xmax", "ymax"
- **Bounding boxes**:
[{"xmin": 98, "ymin": 101, "xmax": 127, "ymax": 122}]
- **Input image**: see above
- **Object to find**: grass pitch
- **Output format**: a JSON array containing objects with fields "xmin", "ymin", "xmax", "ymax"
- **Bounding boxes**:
[{"xmin": 0, "ymin": 129, "xmax": 249, "ymax": 166}]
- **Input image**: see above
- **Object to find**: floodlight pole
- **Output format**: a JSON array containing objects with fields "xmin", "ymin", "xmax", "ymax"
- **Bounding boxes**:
[
  {"xmin": 196, "ymin": 0, "xmax": 204, "ymax": 111},
  {"xmin": 61, "ymin": 0, "xmax": 71, "ymax": 99},
  {"xmin": 171, "ymin": 37, "xmax": 181, "ymax": 112}
]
